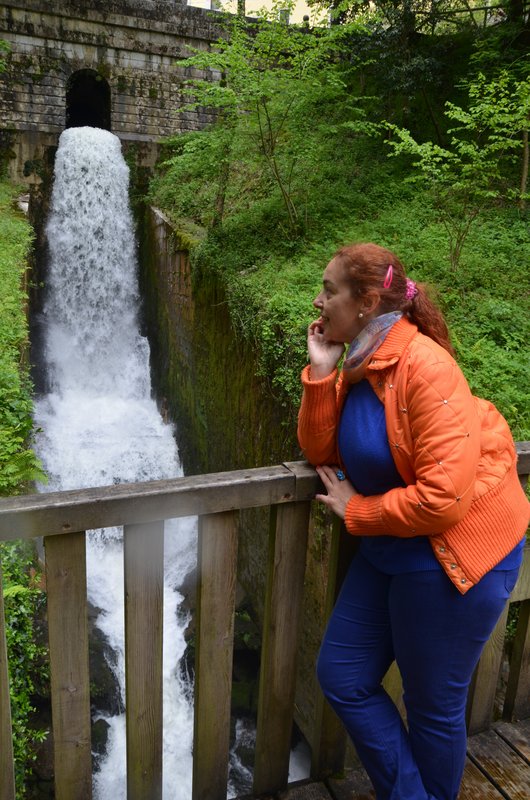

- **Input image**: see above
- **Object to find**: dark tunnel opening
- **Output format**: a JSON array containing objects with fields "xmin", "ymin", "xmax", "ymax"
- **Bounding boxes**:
[{"xmin": 65, "ymin": 69, "xmax": 111, "ymax": 131}]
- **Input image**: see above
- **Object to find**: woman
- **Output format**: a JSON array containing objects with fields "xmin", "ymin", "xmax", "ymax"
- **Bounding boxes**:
[{"xmin": 297, "ymin": 242, "xmax": 529, "ymax": 800}]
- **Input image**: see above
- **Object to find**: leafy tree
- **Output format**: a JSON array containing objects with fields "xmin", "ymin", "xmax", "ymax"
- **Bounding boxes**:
[
  {"xmin": 0, "ymin": 182, "xmax": 46, "ymax": 494},
  {"xmin": 386, "ymin": 70, "xmax": 530, "ymax": 269},
  {"xmin": 314, "ymin": 0, "xmax": 527, "ymax": 33},
  {"xmin": 170, "ymin": 3, "xmax": 371, "ymax": 236},
  {"xmin": 0, "ymin": 180, "xmax": 48, "ymax": 796},
  {"xmin": 1, "ymin": 541, "xmax": 49, "ymax": 797}
]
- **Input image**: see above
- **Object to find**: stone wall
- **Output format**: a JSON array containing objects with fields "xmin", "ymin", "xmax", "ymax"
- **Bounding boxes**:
[
  {"xmin": 139, "ymin": 206, "xmax": 339, "ymax": 754},
  {"xmin": 139, "ymin": 209, "xmax": 302, "ymax": 476},
  {"xmin": 0, "ymin": 0, "xmax": 223, "ymax": 180}
]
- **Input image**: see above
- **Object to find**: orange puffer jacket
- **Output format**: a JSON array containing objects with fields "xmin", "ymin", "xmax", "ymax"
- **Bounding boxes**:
[{"xmin": 298, "ymin": 317, "xmax": 529, "ymax": 594}]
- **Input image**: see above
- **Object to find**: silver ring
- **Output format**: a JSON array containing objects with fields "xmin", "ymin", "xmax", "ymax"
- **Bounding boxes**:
[{"xmin": 336, "ymin": 470, "xmax": 346, "ymax": 481}]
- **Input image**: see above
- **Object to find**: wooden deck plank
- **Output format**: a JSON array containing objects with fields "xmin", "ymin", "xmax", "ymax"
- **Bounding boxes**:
[
  {"xmin": 322, "ymin": 731, "xmax": 530, "ymax": 800},
  {"xmin": 327, "ymin": 768, "xmax": 375, "ymax": 800},
  {"xmin": 237, "ymin": 779, "xmax": 332, "ymax": 799},
  {"xmin": 278, "ymin": 782, "xmax": 333, "ymax": 799},
  {"xmin": 326, "ymin": 755, "xmax": 513, "ymax": 800},
  {"xmin": 326, "ymin": 755, "xmax": 508, "ymax": 800},
  {"xmin": 494, "ymin": 719, "xmax": 530, "ymax": 764},
  {"xmin": 467, "ymin": 728, "xmax": 530, "ymax": 800},
  {"xmin": 459, "ymin": 758, "xmax": 505, "ymax": 799},
  {"xmin": 235, "ymin": 721, "xmax": 530, "ymax": 800}
]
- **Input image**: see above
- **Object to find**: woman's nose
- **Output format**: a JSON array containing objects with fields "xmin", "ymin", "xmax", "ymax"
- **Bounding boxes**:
[{"xmin": 313, "ymin": 293, "xmax": 323, "ymax": 308}]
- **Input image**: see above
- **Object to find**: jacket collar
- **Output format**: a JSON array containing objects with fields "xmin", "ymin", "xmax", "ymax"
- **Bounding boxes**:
[
  {"xmin": 367, "ymin": 316, "xmax": 418, "ymax": 369},
  {"xmin": 338, "ymin": 317, "xmax": 418, "ymax": 394}
]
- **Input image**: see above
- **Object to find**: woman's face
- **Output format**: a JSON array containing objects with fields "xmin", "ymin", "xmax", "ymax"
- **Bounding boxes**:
[{"xmin": 313, "ymin": 258, "xmax": 366, "ymax": 344}]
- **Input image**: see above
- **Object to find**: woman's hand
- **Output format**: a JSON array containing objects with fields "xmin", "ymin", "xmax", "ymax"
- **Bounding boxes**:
[
  {"xmin": 315, "ymin": 465, "xmax": 358, "ymax": 519},
  {"xmin": 308, "ymin": 321, "xmax": 344, "ymax": 380}
]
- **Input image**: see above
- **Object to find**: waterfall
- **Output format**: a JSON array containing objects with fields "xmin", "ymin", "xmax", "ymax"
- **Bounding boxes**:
[
  {"xmin": 32, "ymin": 125, "xmax": 311, "ymax": 797},
  {"xmin": 33, "ymin": 126, "xmax": 196, "ymax": 798}
]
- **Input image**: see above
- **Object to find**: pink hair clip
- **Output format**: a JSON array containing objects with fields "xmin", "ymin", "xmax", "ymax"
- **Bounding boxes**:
[
  {"xmin": 405, "ymin": 278, "xmax": 418, "ymax": 300},
  {"xmin": 383, "ymin": 264, "xmax": 393, "ymax": 289}
]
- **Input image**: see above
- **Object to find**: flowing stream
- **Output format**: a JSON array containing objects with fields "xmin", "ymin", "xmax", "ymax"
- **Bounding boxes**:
[
  {"xmin": 32, "ymin": 125, "xmax": 309, "ymax": 797},
  {"xmin": 33, "ymin": 126, "xmax": 197, "ymax": 797}
]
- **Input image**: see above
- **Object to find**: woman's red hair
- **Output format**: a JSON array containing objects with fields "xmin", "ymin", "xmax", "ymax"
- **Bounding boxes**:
[{"xmin": 332, "ymin": 243, "xmax": 455, "ymax": 356}]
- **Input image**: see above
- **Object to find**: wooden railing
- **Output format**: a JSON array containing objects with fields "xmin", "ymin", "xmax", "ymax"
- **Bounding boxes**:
[{"xmin": 0, "ymin": 447, "xmax": 528, "ymax": 800}]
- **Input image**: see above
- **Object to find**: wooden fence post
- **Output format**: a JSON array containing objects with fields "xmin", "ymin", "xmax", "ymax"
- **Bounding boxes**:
[
  {"xmin": 253, "ymin": 501, "xmax": 311, "ymax": 795},
  {"xmin": 504, "ymin": 598, "xmax": 530, "ymax": 721},
  {"xmin": 45, "ymin": 532, "xmax": 92, "ymax": 800},
  {"xmin": 467, "ymin": 604, "xmax": 510, "ymax": 735},
  {"xmin": 192, "ymin": 510, "xmax": 238, "ymax": 800},
  {"xmin": 310, "ymin": 518, "xmax": 351, "ymax": 779},
  {"xmin": 503, "ymin": 544, "xmax": 530, "ymax": 722},
  {"xmin": 124, "ymin": 521, "xmax": 165, "ymax": 800}
]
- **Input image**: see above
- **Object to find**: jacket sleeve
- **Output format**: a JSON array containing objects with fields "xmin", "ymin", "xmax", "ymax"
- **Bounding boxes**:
[
  {"xmin": 297, "ymin": 365, "xmax": 340, "ymax": 466},
  {"xmin": 344, "ymin": 352, "xmax": 482, "ymax": 537}
]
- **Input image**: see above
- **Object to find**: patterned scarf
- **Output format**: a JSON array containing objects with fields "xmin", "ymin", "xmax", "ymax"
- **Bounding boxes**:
[{"xmin": 342, "ymin": 311, "xmax": 402, "ymax": 383}]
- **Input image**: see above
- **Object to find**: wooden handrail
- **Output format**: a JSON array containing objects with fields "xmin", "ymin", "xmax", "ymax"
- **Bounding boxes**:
[
  {"xmin": 0, "ymin": 449, "xmax": 528, "ymax": 800},
  {"xmin": 0, "ymin": 463, "xmax": 311, "ymax": 540}
]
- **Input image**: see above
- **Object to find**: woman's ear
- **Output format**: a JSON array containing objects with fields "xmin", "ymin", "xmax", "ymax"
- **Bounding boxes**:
[{"xmin": 361, "ymin": 290, "xmax": 382, "ymax": 317}]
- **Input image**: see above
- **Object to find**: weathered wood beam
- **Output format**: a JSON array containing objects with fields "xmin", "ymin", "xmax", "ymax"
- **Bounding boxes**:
[
  {"xmin": 45, "ymin": 532, "xmax": 92, "ymax": 800},
  {"xmin": 516, "ymin": 440, "xmax": 530, "ymax": 489},
  {"xmin": 192, "ymin": 510, "xmax": 239, "ymax": 800},
  {"xmin": 310, "ymin": 518, "xmax": 350, "ymax": 779},
  {"xmin": 511, "ymin": 543, "xmax": 530, "ymax": 604},
  {"xmin": 503, "ymin": 599, "xmax": 530, "ymax": 722},
  {"xmin": 467, "ymin": 603, "xmax": 510, "ymax": 735},
  {"xmin": 124, "ymin": 521, "xmax": 165, "ymax": 800},
  {"xmin": 0, "ymin": 464, "xmax": 302, "ymax": 541},
  {"xmin": 253, "ymin": 500, "xmax": 311, "ymax": 795}
]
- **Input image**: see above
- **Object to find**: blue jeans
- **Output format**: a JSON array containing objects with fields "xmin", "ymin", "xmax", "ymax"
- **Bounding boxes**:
[{"xmin": 316, "ymin": 553, "xmax": 521, "ymax": 800}]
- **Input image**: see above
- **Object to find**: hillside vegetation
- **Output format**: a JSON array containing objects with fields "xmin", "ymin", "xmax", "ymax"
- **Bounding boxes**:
[
  {"xmin": 150, "ymin": 3, "xmax": 530, "ymax": 440},
  {"xmin": 0, "ymin": 181, "xmax": 44, "ymax": 493},
  {"xmin": 0, "ymin": 180, "xmax": 47, "ymax": 796}
]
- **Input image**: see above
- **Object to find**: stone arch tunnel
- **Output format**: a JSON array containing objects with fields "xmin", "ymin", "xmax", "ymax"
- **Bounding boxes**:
[
  {"xmin": 66, "ymin": 69, "xmax": 111, "ymax": 131},
  {"xmin": 0, "ymin": 0, "xmax": 221, "ymax": 183}
]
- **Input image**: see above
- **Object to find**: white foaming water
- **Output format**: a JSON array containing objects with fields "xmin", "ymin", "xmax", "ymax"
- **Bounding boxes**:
[{"xmin": 33, "ymin": 127, "xmax": 196, "ymax": 798}]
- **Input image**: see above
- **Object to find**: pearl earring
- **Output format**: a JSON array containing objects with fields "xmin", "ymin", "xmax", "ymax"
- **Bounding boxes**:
[{"xmin": 358, "ymin": 312, "xmax": 364, "ymax": 318}]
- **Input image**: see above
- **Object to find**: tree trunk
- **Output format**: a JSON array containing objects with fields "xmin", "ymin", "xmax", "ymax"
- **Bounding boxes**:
[
  {"xmin": 507, "ymin": 0, "xmax": 525, "ymax": 23},
  {"xmin": 213, "ymin": 157, "xmax": 230, "ymax": 228},
  {"xmin": 520, "ymin": 122, "xmax": 529, "ymax": 214}
]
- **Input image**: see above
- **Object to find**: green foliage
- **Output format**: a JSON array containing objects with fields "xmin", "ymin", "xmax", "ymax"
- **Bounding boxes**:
[
  {"xmin": 152, "ymin": 15, "xmax": 529, "ymax": 441},
  {"xmin": 181, "ymin": 161, "xmax": 530, "ymax": 439},
  {"xmin": 1, "ymin": 541, "xmax": 49, "ymax": 796},
  {"xmin": 0, "ymin": 180, "xmax": 48, "ymax": 797},
  {"xmin": 223, "ymin": 257, "xmax": 319, "ymax": 409},
  {"xmin": 386, "ymin": 69, "xmax": 530, "ymax": 269},
  {"xmin": 0, "ymin": 38, "xmax": 9, "ymax": 74},
  {"xmin": 0, "ymin": 182, "xmax": 46, "ymax": 495},
  {"xmin": 152, "ymin": 5, "xmax": 375, "ymax": 237}
]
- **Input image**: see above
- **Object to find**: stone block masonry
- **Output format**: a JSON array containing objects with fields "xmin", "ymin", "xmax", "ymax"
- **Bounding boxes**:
[
  {"xmin": 0, "ymin": 0, "xmax": 223, "ymax": 180},
  {"xmin": 139, "ymin": 207, "xmax": 339, "ymax": 756}
]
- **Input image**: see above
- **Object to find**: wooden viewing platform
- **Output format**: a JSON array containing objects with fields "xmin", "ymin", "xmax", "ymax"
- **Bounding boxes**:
[
  {"xmin": 0, "ymin": 445, "xmax": 529, "ymax": 800},
  {"xmin": 238, "ymin": 719, "xmax": 530, "ymax": 799}
]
